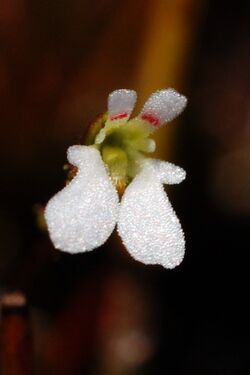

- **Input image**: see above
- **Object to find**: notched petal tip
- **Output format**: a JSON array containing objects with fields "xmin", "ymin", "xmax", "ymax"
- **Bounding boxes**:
[
  {"xmin": 146, "ymin": 159, "xmax": 186, "ymax": 185},
  {"xmin": 67, "ymin": 145, "xmax": 98, "ymax": 167},
  {"xmin": 139, "ymin": 88, "xmax": 187, "ymax": 128},
  {"xmin": 108, "ymin": 89, "xmax": 137, "ymax": 121}
]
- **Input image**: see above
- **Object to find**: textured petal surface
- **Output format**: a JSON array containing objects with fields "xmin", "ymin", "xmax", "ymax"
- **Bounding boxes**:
[
  {"xmin": 108, "ymin": 89, "xmax": 137, "ymax": 121},
  {"xmin": 118, "ymin": 162, "xmax": 185, "ymax": 268},
  {"xmin": 45, "ymin": 145, "xmax": 119, "ymax": 253},
  {"xmin": 139, "ymin": 89, "xmax": 187, "ymax": 128},
  {"xmin": 145, "ymin": 159, "xmax": 186, "ymax": 184}
]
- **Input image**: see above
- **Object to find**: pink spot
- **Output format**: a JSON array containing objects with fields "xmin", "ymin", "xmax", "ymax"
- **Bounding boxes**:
[
  {"xmin": 110, "ymin": 112, "xmax": 128, "ymax": 121},
  {"xmin": 141, "ymin": 113, "xmax": 160, "ymax": 127}
]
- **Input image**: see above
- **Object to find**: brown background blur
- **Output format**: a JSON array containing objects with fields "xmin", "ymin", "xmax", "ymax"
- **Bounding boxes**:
[{"xmin": 0, "ymin": 0, "xmax": 249, "ymax": 374}]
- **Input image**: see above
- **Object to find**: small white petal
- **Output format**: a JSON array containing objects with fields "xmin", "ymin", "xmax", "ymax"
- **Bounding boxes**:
[
  {"xmin": 45, "ymin": 145, "xmax": 119, "ymax": 253},
  {"xmin": 139, "ymin": 89, "xmax": 187, "ymax": 128},
  {"xmin": 118, "ymin": 163, "xmax": 185, "ymax": 269},
  {"xmin": 108, "ymin": 89, "xmax": 137, "ymax": 122},
  {"xmin": 145, "ymin": 159, "xmax": 186, "ymax": 184}
]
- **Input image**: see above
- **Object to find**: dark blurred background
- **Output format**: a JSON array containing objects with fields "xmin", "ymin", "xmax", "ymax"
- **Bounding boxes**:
[{"xmin": 0, "ymin": 0, "xmax": 249, "ymax": 374}]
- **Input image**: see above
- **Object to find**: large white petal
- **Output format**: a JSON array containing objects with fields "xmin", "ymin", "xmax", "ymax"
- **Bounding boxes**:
[
  {"xmin": 45, "ymin": 145, "xmax": 119, "ymax": 253},
  {"xmin": 117, "ymin": 162, "xmax": 185, "ymax": 268}
]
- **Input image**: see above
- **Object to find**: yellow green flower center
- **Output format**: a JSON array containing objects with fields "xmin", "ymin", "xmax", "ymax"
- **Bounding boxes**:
[{"xmin": 85, "ymin": 113, "xmax": 155, "ymax": 193}]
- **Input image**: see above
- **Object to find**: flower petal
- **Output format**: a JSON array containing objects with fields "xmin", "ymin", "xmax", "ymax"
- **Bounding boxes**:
[
  {"xmin": 45, "ymin": 146, "xmax": 119, "ymax": 253},
  {"xmin": 108, "ymin": 89, "xmax": 137, "ymax": 122},
  {"xmin": 138, "ymin": 89, "xmax": 187, "ymax": 128},
  {"xmin": 145, "ymin": 159, "xmax": 186, "ymax": 184},
  {"xmin": 117, "ymin": 163, "xmax": 185, "ymax": 268}
]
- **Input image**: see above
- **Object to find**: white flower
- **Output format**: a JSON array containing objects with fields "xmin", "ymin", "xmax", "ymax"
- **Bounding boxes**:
[{"xmin": 45, "ymin": 89, "xmax": 187, "ymax": 269}]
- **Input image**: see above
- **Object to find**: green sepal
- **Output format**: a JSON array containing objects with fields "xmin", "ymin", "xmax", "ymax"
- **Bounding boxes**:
[{"xmin": 85, "ymin": 112, "xmax": 108, "ymax": 145}]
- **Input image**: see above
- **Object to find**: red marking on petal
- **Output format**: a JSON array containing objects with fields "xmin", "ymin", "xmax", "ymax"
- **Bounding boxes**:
[
  {"xmin": 141, "ymin": 113, "xmax": 160, "ymax": 127},
  {"xmin": 110, "ymin": 112, "xmax": 128, "ymax": 121}
]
